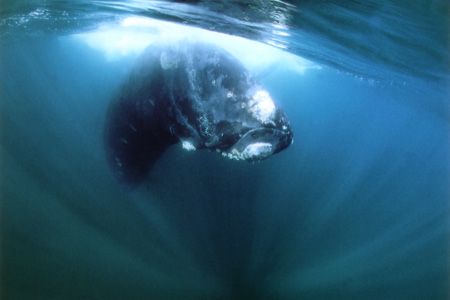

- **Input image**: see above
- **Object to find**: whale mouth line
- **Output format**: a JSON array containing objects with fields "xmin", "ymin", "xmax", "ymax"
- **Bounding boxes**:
[
  {"xmin": 219, "ymin": 141, "xmax": 274, "ymax": 161},
  {"xmin": 217, "ymin": 127, "xmax": 289, "ymax": 161},
  {"xmin": 238, "ymin": 142, "xmax": 274, "ymax": 160},
  {"xmin": 234, "ymin": 127, "xmax": 284, "ymax": 148}
]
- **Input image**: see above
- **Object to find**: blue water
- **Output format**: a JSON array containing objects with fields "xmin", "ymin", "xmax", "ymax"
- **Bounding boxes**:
[{"xmin": 1, "ymin": 1, "xmax": 449, "ymax": 299}]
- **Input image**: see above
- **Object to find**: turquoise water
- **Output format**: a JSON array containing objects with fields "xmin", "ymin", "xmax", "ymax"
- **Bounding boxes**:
[{"xmin": 1, "ymin": 1, "xmax": 449, "ymax": 299}]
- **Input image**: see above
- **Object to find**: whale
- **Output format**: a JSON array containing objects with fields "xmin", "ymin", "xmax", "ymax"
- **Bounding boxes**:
[{"xmin": 104, "ymin": 42, "xmax": 293, "ymax": 184}]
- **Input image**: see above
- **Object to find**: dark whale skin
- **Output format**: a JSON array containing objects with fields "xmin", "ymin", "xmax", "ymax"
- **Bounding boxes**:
[{"xmin": 105, "ymin": 42, "xmax": 293, "ymax": 184}]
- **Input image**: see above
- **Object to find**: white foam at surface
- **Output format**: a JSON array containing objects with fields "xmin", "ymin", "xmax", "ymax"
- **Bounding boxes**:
[{"xmin": 71, "ymin": 16, "xmax": 318, "ymax": 74}]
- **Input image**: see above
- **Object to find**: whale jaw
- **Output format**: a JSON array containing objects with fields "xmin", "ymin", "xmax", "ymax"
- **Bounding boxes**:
[{"xmin": 217, "ymin": 126, "xmax": 293, "ymax": 162}]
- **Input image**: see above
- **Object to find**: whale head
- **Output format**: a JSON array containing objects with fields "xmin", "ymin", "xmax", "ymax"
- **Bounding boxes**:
[{"xmin": 206, "ymin": 87, "xmax": 293, "ymax": 161}]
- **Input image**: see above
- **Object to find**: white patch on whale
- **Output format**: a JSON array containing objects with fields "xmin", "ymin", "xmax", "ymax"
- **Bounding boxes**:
[
  {"xmin": 248, "ymin": 89, "xmax": 276, "ymax": 124},
  {"xmin": 217, "ymin": 142, "xmax": 274, "ymax": 161},
  {"xmin": 235, "ymin": 142, "xmax": 273, "ymax": 160},
  {"xmin": 181, "ymin": 140, "xmax": 196, "ymax": 151}
]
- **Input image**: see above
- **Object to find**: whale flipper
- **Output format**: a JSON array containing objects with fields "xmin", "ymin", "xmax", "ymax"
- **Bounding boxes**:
[{"xmin": 104, "ymin": 96, "xmax": 176, "ymax": 184}]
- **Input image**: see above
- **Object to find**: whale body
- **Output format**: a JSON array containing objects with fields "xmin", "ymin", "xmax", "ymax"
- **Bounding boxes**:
[{"xmin": 104, "ymin": 42, "xmax": 293, "ymax": 184}]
